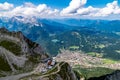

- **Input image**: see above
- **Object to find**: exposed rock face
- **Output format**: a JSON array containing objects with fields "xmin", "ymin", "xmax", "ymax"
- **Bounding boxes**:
[
  {"xmin": 0, "ymin": 27, "xmax": 77, "ymax": 80},
  {"xmin": 0, "ymin": 46, "xmax": 27, "ymax": 71},
  {"xmin": 88, "ymin": 70, "xmax": 120, "ymax": 80},
  {"xmin": 42, "ymin": 62, "xmax": 77, "ymax": 80},
  {"xmin": 0, "ymin": 27, "xmax": 45, "ymax": 55},
  {"xmin": 20, "ymin": 62, "xmax": 77, "ymax": 80},
  {"xmin": 0, "ymin": 27, "xmax": 48, "ymax": 74}
]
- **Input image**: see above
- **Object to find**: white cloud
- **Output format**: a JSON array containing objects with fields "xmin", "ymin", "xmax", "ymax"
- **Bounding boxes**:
[
  {"xmin": 77, "ymin": 6, "xmax": 99, "ymax": 15},
  {"xmin": 94, "ymin": 1, "xmax": 120, "ymax": 17},
  {"xmin": 0, "ymin": 2, "xmax": 14, "ymax": 11},
  {"xmin": 114, "ymin": 9, "xmax": 120, "ymax": 14},
  {"xmin": 61, "ymin": 0, "xmax": 120, "ymax": 19},
  {"xmin": 0, "ymin": 1, "xmax": 120, "ymax": 19},
  {"xmin": 23, "ymin": 2, "xmax": 36, "ymax": 7},
  {"xmin": 37, "ymin": 4, "xmax": 47, "ymax": 12},
  {"xmin": 0, "ymin": 2, "xmax": 59, "ymax": 18},
  {"xmin": 61, "ymin": 0, "xmax": 87, "ymax": 15}
]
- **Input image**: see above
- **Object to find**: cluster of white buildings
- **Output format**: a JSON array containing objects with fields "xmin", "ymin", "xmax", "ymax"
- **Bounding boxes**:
[{"xmin": 38, "ymin": 57, "xmax": 56, "ymax": 73}]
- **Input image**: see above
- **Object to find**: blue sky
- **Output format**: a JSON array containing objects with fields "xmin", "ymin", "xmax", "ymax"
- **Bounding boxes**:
[
  {"xmin": 0, "ymin": 0, "xmax": 71, "ymax": 9},
  {"xmin": 0, "ymin": 0, "xmax": 120, "ymax": 19},
  {"xmin": 0, "ymin": 0, "xmax": 119, "ymax": 9},
  {"xmin": 86, "ymin": 0, "xmax": 118, "ymax": 7}
]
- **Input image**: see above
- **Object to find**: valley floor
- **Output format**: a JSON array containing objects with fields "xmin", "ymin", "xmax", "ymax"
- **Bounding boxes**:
[
  {"xmin": 0, "ymin": 50, "xmax": 120, "ymax": 80},
  {"xmin": 55, "ymin": 50, "xmax": 120, "ymax": 70}
]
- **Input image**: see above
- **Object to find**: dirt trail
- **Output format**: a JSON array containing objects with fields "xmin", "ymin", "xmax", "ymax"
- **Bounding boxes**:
[
  {"xmin": 38, "ymin": 62, "xmax": 65, "ymax": 80},
  {"xmin": 0, "ymin": 72, "xmax": 33, "ymax": 80},
  {"xmin": 0, "ymin": 62, "xmax": 64, "ymax": 80}
]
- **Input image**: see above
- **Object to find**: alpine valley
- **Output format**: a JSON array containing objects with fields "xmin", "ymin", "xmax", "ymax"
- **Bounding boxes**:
[{"xmin": 0, "ymin": 16, "xmax": 120, "ymax": 80}]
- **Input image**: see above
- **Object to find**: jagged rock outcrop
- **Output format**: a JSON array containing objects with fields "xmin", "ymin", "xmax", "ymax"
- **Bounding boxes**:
[
  {"xmin": 20, "ymin": 62, "xmax": 77, "ymax": 80},
  {"xmin": 0, "ymin": 27, "xmax": 78, "ymax": 80},
  {"xmin": 88, "ymin": 70, "xmax": 120, "ymax": 80},
  {"xmin": 0, "ymin": 27, "xmax": 46, "ymax": 55},
  {"xmin": 0, "ymin": 27, "xmax": 49, "ymax": 76},
  {"xmin": 42, "ymin": 62, "xmax": 77, "ymax": 80}
]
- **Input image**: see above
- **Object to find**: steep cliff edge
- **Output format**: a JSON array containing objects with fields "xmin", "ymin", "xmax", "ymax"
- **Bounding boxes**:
[
  {"xmin": 0, "ymin": 27, "xmax": 48, "ymax": 76},
  {"xmin": 20, "ymin": 62, "xmax": 77, "ymax": 80},
  {"xmin": 0, "ymin": 27, "xmax": 77, "ymax": 80}
]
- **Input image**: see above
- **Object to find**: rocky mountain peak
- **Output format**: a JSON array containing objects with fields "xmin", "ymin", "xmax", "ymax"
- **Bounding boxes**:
[{"xmin": 0, "ymin": 27, "xmax": 49, "ymax": 74}]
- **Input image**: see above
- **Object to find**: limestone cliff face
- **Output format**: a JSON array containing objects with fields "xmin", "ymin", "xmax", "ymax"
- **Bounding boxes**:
[
  {"xmin": 0, "ymin": 27, "xmax": 46, "ymax": 55},
  {"xmin": 0, "ymin": 27, "xmax": 77, "ymax": 80},
  {"xmin": 42, "ymin": 62, "xmax": 77, "ymax": 80},
  {"xmin": 0, "ymin": 27, "xmax": 48, "ymax": 74},
  {"xmin": 20, "ymin": 62, "xmax": 77, "ymax": 80}
]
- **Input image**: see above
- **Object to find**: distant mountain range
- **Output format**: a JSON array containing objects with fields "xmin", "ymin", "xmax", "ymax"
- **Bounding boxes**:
[
  {"xmin": 0, "ymin": 16, "xmax": 120, "ymax": 80},
  {"xmin": 0, "ymin": 16, "xmax": 120, "ymax": 60}
]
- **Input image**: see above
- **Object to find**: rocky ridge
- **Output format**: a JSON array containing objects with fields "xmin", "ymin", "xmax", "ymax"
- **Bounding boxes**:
[
  {"xmin": 0, "ymin": 28, "xmax": 77, "ymax": 80},
  {"xmin": 0, "ymin": 27, "xmax": 48, "ymax": 75}
]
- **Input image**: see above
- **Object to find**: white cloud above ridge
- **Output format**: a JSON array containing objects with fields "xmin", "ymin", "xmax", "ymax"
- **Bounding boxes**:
[
  {"xmin": 93, "ymin": 1, "xmax": 120, "ymax": 17},
  {"xmin": 0, "ymin": 2, "xmax": 14, "ymax": 11},
  {"xmin": 0, "ymin": 1, "xmax": 120, "ymax": 19},
  {"xmin": 61, "ymin": 0, "xmax": 87, "ymax": 14},
  {"xmin": 77, "ymin": 6, "xmax": 99, "ymax": 15},
  {"xmin": 0, "ymin": 2, "xmax": 59, "ymax": 18},
  {"xmin": 61, "ymin": 0, "xmax": 120, "ymax": 19}
]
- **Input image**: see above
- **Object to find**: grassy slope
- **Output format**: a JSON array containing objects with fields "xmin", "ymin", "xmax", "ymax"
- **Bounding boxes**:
[
  {"xmin": 0, "ymin": 56, "xmax": 11, "ymax": 71},
  {"xmin": 73, "ymin": 65, "xmax": 115, "ymax": 79},
  {"xmin": 0, "ymin": 40, "xmax": 21, "ymax": 74},
  {"xmin": 0, "ymin": 40, "xmax": 21, "ymax": 55}
]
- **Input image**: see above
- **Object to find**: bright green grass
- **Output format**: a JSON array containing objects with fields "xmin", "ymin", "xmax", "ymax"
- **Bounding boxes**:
[
  {"xmin": 98, "ymin": 44, "xmax": 105, "ymax": 49},
  {"xmin": 73, "ymin": 65, "xmax": 114, "ymax": 79},
  {"xmin": 87, "ymin": 52, "xmax": 103, "ymax": 57},
  {"xmin": 102, "ymin": 58, "xmax": 120, "ymax": 64},
  {"xmin": 69, "ymin": 46, "xmax": 79, "ymax": 50},
  {"xmin": 115, "ymin": 50, "xmax": 120, "ymax": 54}
]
